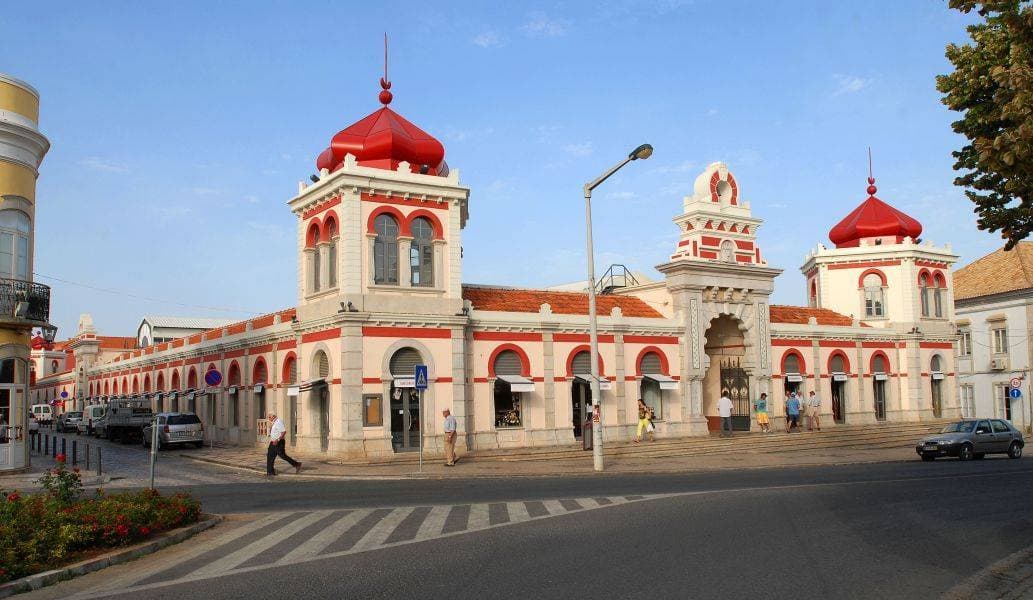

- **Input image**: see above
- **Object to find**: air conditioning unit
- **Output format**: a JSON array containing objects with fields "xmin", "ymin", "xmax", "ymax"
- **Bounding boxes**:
[{"xmin": 990, "ymin": 358, "xmax": 1009, "ymax": 371}]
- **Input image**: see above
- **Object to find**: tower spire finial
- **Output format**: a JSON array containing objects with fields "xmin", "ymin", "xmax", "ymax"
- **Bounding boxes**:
[
  {"xmin": 379, "ymin": 33, "xmax": 393, "ymax": 105},
  {"xmin": 866, "ymin": 147, "xmax": 877, "ymax": 196}
]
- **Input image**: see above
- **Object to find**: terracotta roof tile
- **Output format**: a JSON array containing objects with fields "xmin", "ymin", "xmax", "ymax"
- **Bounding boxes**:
[
  {"xmin": 954, "ymin": 242, "xmax": 1033, "ymax": 301},
  {"xmin": 462, "ymin": 285, "xmax": 663, "ymax": 318},
  {"xmin": 98, "ymin": 336, "xmax": 138, "ymax": 350},
  {"xmin": 770, "ymin": 305, "xmax": 865, "ymax": 327}
]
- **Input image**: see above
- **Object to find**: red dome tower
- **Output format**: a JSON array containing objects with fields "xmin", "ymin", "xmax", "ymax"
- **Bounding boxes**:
[{"xmin": 828, "ymin": 177, "xmax": 922, "ymax": 248}]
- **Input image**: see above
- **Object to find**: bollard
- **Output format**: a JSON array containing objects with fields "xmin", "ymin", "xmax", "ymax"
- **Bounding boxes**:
[
  {"xmin": 61, "ymin": 437, "xmax": 66, "ymax": 458},
  {"xmin": 85, "ymin": 443, "xmax": 90, "ymax": 470},
  {"xmin": 52, "ymin": 436, "xmax": 56, "ymax": 459},
  {"xmin": 72, "ymin": 440, "xmax": 78, "ymax": 466},
  {"xmin": 44, "ymin": 434, "xmax": 49, "ymax": 455},
  {"xmin": 96, "ymin": 446, "xmax": 102, "ymax": 476}
]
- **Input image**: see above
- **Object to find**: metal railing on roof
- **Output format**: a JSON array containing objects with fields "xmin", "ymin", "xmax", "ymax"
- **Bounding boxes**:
[
  {"xmin": 0, "ymin": 277, "xmax": 50, "ymax": 323},
  {"xmin": 596, "ymin": 264, "xmax": 640, "ymax": 295}
]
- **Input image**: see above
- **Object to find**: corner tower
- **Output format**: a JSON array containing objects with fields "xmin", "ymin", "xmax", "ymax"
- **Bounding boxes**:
[{"xmin": 658, "ymin": 162, "xmax": 782, "ymax": 433}]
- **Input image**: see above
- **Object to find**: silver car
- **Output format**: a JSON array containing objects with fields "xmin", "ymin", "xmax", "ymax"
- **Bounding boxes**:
[
  {"xmin": 916, "ymin": 419, "xmax": 1024, "ymax": 461},
  {"xmin": 56, "ymin": 411, "xmax": 82, "ymax": 433},
  {"xmin": 142, "ymin": 412, "xmax": 204, "ymax": 449}
]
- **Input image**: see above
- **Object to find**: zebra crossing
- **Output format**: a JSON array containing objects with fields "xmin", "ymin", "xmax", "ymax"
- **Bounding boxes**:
[{"xmin": 80, "ymin": 494, "xmax": 668, "ymax": 597}]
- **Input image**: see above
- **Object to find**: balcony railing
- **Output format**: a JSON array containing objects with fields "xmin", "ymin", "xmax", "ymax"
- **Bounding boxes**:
[{"xmin": 0, "ymin": 277, "xmax": 50, "ymax": 323}]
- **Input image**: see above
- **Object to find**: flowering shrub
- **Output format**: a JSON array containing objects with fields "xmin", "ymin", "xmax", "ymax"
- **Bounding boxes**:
[
  {"xmin": 0, "ymin": 482, "xmax": 201, "ymax": 583},
  {"xmin": 35, "ymin": 454, "xmax": 83, "ymax": 504}
]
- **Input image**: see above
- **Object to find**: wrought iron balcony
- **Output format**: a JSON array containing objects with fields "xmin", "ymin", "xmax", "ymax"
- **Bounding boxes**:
[{"xmin": 0, "ymin": 277, "xmax": 50, "ymax": 325}]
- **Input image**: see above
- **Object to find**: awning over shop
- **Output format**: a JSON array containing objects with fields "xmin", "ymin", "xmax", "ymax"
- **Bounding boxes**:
[
  {"xmin": 643, "ymin": 373, "xmax": 679, "ymax": 390},
  {"xmin": 497, "ymin": 374, "xmax": 535, "ymax": 393},
  {"xmin": 574, "ymin": 375, "xmax": 613, "ymax": 391},
  {"xmin": 253, "ymin": 384, "xmax": 264, "ymax": 394}
]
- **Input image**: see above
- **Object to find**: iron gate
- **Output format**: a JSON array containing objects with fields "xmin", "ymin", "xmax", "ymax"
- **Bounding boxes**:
[{"xmin": 720, "ymin": 358, "xmax": 751, "ymax": 431}]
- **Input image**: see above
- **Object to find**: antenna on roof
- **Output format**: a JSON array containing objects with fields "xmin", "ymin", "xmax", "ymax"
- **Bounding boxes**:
[{"xmin": 379, "ymin": 33, "xmax": 393, "ymax": 105}]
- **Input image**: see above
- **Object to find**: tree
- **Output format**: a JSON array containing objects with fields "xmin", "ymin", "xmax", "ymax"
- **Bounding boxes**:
[{"xmin": 937, "ymin": 1, "xmax": 1032, "ymax": 249}]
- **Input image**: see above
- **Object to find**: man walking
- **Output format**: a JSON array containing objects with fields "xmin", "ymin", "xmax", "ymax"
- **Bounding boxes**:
[
  {"xmin": 807, "ymin": 391, "xmax": 822, "ymax": 431},
  {"xmin": 266, "ymin": 411, "xmax": 301, "ymax": 476},
  {"xmin": 718, "ymin": 391, "xmax": 734, "ymax": 437},
  {"xmin": 785, "ymin": 392, "xmax": 801, "ymax": 433},
  {"xmin": 754, "ymin": 392, "xmax": 770, "ymax": 433},
  {"xmin": 443, "ymin": 408, "xmax": 458, "ymax": 466}
]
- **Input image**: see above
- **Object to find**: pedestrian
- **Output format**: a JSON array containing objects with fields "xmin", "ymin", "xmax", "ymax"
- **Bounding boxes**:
[
  {"xmin": 29, "ymin": 416, "xmax": 39, "ymax": 441},
  {"xmin": 754, "ymin": 392, "xmax": 770, "ymax": 433},
  {"xmin": 786, "ymin": 392, "xmax": 801, "ymax": 433},
  {"xmin": 265, "ymin": 411, "xmax": 301, "ymax": 476},
  {"xmin": 443, "ymin": 408, "xmax": 458, "ymax": 466},
  {"xmin": 718, "ymin": 391, "xmax": 734, "ymax": 437},
  {"xmin": 807, "ymin": 391, "xmax": 822, "ymax": 431},
  {"xmin": 634, "ymin": 399, "xmax": 655, "ymax": 443}
]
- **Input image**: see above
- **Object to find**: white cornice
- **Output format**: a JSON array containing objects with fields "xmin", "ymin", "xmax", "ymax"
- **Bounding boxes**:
[{"xmin": 0, "ymin": 120, "xmax": 49, "ymax": 173}]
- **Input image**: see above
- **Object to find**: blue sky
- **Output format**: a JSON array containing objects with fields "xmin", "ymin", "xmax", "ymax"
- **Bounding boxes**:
[{"xmin": 2, "ymin": 1, "xmax": 995, "ymax": 338}]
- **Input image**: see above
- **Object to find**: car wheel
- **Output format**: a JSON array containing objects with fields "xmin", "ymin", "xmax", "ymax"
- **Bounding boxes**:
[
  {"xmin": 958, "ymin": 444, "xmax": 974, "ymax": 461},
  {"xmin": 1008, "ymin": 442, "xmax": 1023, "ymax": 459},
  {"xmin": 974, "ymin": 453, "xmax": 985, "ymax": 460},
  {"xmin": 921, "ymin": 455, "xmax": 935, "ymax": 462}
]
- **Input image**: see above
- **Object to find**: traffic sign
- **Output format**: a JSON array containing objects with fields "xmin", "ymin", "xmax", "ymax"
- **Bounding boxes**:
[
  {"xmin": 60, "ymin": 391, "xmax": 68, "ymax": 398},
  {"xmin": 204, "ymin": 369, "xmax": 223, "ymax": 387},
  {"xmin": 414, "ymin": 364, "xmax": 428, "ymax": 390},
  {"xmin": 1010, "ymin": 377, "xmax": 1023, "ymax": 389},
  {"xmin": 1009, "ymin": 387, "xmax": 1022, "ymax": 399}
]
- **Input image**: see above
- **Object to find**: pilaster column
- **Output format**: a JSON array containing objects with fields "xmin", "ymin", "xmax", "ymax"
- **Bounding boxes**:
[
  {"xmin": 317, "ymin": 242, "xmax": 330, "ymax": 292},
  {"xmin": 303, "ymin": 247, "xmax": 316, "ymax": 294},
  {"xmin": 336, "ymin": 323, "xmax": 364, "ymax": 457},
  {"xmin": 543, "ymin": 332, "xmax": 555, "ymax": 428},
  {"xmin": 614, "ymin": 333, "xmax": 627, "ymax": 426},
  {"xmin": 398, "ymin": 237, "xmax": 413, "ymax": 288},
  {"xmin": 450, "ymin": 326, "xmax": 469, "ymax": 451},
  {"xmin": 432, "ymin": 239, "xmax": 446, "ymax": 289}
]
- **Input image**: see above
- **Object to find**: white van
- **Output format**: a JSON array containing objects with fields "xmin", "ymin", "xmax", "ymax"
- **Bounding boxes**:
[
  {"xmin": 30, "ymin": 404, "xmax": 53, "ymax": 425},
  {"xmin": 79, "ymin": 405, "xmax": 107, "ymax": 435}
]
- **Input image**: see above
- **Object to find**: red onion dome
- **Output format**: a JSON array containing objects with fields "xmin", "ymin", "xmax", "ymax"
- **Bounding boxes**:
[{"xmin": 828, "ymin": 177, "xmax": 923, "ymax": 248}]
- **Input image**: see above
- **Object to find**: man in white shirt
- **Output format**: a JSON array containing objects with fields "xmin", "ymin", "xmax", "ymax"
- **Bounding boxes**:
[
  {"xmin": 266, "ymin": 411, "xmax": 301, "ymax": 476},
  {"xmin": 718, "ymin": 392, "xmax": 734, "ymax": 437},
  {"xmin": 807, "ymin": 391, "xmax": 822, "ymax": 431},
  {"xmin": 442, "ymin": 408, "xmax": 458, "ymax": 466}
]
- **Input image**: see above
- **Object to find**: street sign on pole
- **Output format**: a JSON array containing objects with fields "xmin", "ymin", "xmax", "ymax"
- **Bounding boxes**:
[
  {"xmin": 1009, "ymin": 387, "xmax": 1022, "ymax": 399},
  {"xmin": 414, "ymin": 364, "xmax": 427, "ymax": 473}
]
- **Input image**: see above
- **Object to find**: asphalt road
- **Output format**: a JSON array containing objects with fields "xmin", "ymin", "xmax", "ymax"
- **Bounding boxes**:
[{"xmin": 28, "ymin": 456, "xmax": 1033, "ymax": 600}]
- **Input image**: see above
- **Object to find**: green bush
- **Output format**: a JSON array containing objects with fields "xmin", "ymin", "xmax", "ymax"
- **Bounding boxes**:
[{"xmin": 0, "ymin": 458, "xmax": 201, "ymax": 583}]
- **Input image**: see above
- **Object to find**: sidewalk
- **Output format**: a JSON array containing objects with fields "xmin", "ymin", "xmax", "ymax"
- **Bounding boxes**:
[
  {"xmin": 0, "ymin": 463, "xmax": 109, "ymax": 491},
  {"xmin": 183, "ymin": 431, "xmax": 927, "ymax": 479}
]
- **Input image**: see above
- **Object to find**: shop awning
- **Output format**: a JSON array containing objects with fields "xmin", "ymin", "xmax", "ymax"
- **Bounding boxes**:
[
  {"xmin": 497, "ymin": 374, "xmax": 535, "ymax": 393},
  {"xmin": 643, "ymin": 374, "xmax": 679, "ymax": 390},
  {"xmin": 574, "ymin": 375, "xmax": 613, "ymax": 391},
  {"xmin": 253, "ymin": 384, "xmax": 264, "ymax": 394}
]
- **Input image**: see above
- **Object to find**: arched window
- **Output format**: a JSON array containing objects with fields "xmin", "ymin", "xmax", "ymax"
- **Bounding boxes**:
[
  {"xmin": 171, "ymin": 370, "xmax": 180, "ymax": 391},
  {"xmin": 863, "ymin": 273, "xmax": 885, "ymax": 318},
  {"xmin": 830, "ymin": 354, "xmax": 846, "ymax": 373},
  {"xmin": 932, "ymin": 274, "xmax": 944, "ymax": 318},
  {"xmin": 639, "ymin": 351, "xmax": 664, "ymax": 419},
  {"xmin": 919, "ymin": 273, "xmax": 930, "ymax": 317},
  {"xmin": 51, "ymin": 360, "xmax": 58, "ymax": 374},
  {"xmin": 326, "ymin": 218, "xmax": 338, "ymax": 288},
  {"xmin": 720, "ymin": 240, "xmax": 735, "ymax": 262},
  {"xmin": 492, "ymin": 350, "xmax": 524, "ymax": 427},
  {"xmin": 782, "ymin": 353, "xmax": 801, "ymax": 374},
  {"xmin": 156, "ymin": 372, "xmax": 165, "ymax": 391},
  {"xmin": 311, "ymin": 227, "xmax": 321, "ymax": 292},
  {"xmin": 0, "ymin": 209, "xmax": 30, "ymax": 280},
  {"xmin": 143, "ymin": 375, "xmax": 151, "ymax": 393},
  {"xmin": 253, "ymin": 359, "xmax": 268, "ymax": 385},
  {"xmin": 228, "ymin": 363, "xmax": 240, "ymax": 386},
  {"xmin": 872, "ymin": 355, "xmax": 887, "ymax": 373},
  {"xmin": 571, "ymin": 351, "xmax": 592, "ymax": 375},
  {"xmin": 410, "ymin": 217, "xmax": 434, "ymax": 287},
  {"xmin": 285, "ymin": 356, "xmax": 298, "ymax": 385},
  {"xmin": 313, "ymin": 351, "xmax": 330, "ymax": 379},
  {"xmin": 373, "ymin": 214, "xmax": 399, "ymax": 285},
  {"xmin": 389, "ymin": 347, "xmax": 422, "ymax": 377},
  {"xmin": 187, "ymin": 368, "xmax": 197, "ymax": 390},
  {"xmin": 930, "ymin": 355, "xmax": 942, "ymax": 372},
  {"xmin": 809, "ymin": 280, "xmax": 818, "ymax": 308}
]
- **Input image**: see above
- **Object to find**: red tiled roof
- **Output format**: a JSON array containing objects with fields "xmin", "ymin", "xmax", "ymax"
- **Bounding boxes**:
[
  {"xmin": 769, "ymin": 305, "xmax": 866, "ymax": 327},
  {"xmin": 954, "ymin": 242, "xmax": 1033, "ymax": 300},
  {"xmin": 98, "ymin": 336, "xmax": 138, "ymax": 350},
  {"xmin": 462, "ymin": 285, "xmax": 664, "ymax": 318}
]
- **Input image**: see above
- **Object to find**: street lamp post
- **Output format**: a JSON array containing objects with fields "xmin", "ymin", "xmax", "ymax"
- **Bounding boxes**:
[{"xmin": 583, "ymin": 143, "xmax": 653, "ymax": 472}]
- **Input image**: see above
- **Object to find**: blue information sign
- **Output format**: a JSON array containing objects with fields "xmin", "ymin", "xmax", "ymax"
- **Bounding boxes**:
[
  {"xmin": 414, "ymin": 364, "xmax": 428, "ymax": 390},
  {"xmin": 1009, "ymin": 387, "xmax": 1022, "ymax": 399}
]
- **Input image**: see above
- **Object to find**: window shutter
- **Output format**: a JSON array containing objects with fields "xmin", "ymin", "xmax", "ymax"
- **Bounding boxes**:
[
  {"xmin": 640, "ymin": 352, "xmax": 662, "ymax": 374},
  {"xmin": 390, "ymin": 348, "xmax": 422, "ymax": 376},
  {"xmin": 571, "ymin": 351, "xmax": 592, "ymax": 375},
  {"xmin": 315, "ymin": 352, "xmax": 330, "ymax": 379},
  {"xmin": 872, "ymin": 356, "xmax": 886, "ymax": 373},
  {"xmin": 830, "ymin": 355, "xmax": 845, "ymax": 373},
  {"xmin": 783, "ymin": 354, "xmax": 800, "ymax": 374},
  {"xmin": 493, "ymin": 350, "xmax": 523, "ymax": 376}
]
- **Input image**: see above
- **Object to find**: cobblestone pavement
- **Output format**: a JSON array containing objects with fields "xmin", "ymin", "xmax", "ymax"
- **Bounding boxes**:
[{"xmin": 5, "ymin": 427, "xmax": 262, "ymax": 490}]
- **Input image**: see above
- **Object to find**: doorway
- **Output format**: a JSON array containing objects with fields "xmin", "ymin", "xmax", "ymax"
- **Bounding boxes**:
[
  {"xmin": 720, "ymin": 358, "xmax": 751, "ymax": 430},
  {"xmin": 874, "ymin": 380, "xmax": 887, "ymax": 420},
  {"xmin": 318, "ymin": 386, "xmax": 329, "ymax": 452},
  {"xmin": 571, "ymin": 379, "xmax": 591, "ymax": 439},
  {"xmin": 831, "ymin": 380, "xmax": 846, "ymax": 424},
  {"xmin": 390, "ymin": 385, "xmax": 420, "ymax": 451},
  {"xmin": 289, "ymin": 395, "xmax": 298, "ymax": 446}
]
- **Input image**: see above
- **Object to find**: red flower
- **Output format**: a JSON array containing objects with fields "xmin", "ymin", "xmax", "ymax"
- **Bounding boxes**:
[
  {"xmin": 73, "ymin": 467, "xmax": 80, "ymax": 473},
  {"xmin": 115, "ymin": 524, "xmax": 129, "ymax": 537},
  {"xmin": 139, "ymin": 526, "xmax": 150, "ymax": 536},
  {"xmin": 6, "ymin": 492, "xmax": 20, "ymax": 502},
  {"xmin": 56, "ymin": 453, "xmax": 66, "ymax": 463}
]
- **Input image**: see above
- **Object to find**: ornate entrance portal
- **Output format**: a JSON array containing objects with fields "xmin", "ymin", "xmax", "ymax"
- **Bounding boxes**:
[{"xmin": 720, "ymin": 358, "xmax": 751, "ymax": 430}]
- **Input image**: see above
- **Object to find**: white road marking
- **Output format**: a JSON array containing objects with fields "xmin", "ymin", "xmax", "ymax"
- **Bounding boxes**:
[
  {"xmin": 191, "ymin": 510, "xmax": 333, "ymax": 577},
  {"xmin": 350, "ymin": 507, "xmax": 414, "ymax": 552},
  {"xmin": 507, "ymin": 501, "xmax": 531, "ymax": 523},
  {"xmin": 275, "ymin": 509, "xmax": 369, "ymax": 564},
  {"xmin": 413, "ymin": 505, "xmax": 452, "ymax": 541},
  {"xmin": 468, "ymin": 503, "xmax": 491, "ymax": 529}
]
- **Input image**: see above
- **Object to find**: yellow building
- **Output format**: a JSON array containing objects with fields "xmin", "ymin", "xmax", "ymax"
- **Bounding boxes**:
[{"xmin": 0, "ymin": 73, "xmax": 52, "ymax": 472}]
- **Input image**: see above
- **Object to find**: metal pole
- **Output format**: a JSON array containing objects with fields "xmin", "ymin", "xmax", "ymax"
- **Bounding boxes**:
[
  {"xmin": 149, "ymin": 416, "xmax": 158, "ymax": 489},
  {"xmin": 72, "ymin": 440, "xmax": 77, "ymax": 466},
  {"xmin": 85, "ymin": 443, "xmax": 90, "ymax": 470},
  {"xmin": 418, "ymin": 390, "xmax": 424, "ymax": 473},
  {"xmin": 585, "ymin": 186, "xmax": 604, "ymax": 473},
  {"xmin": 61, "ymin": 437, "xmax": 66, "ymax": 458},
  {"xmin": 96, "ymin": 446, "xmax": 102, "ymax": 476}
]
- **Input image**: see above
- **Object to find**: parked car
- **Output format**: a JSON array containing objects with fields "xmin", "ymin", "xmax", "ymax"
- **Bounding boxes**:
[
  {"xmin": 143, "ymin": 412, "xmax": 204, "ymax": 450},
  {"xmin": 30, "ymin": 404, "xmax": 53, "ymax": 425},
  {"xmin": 56, "ymin": 411, "xmax": 83, "ymax": 433},
  {"xmin": 78, "ymin": 404, "xmax": 107, "ymax": 436},
  {"xmin": 916, "ymin": 419, "xmax": 1024, "ymax": 461}
]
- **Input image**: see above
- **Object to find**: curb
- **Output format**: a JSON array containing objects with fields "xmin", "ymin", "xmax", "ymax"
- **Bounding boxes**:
[
  {"xmin": 942, "ymin": 543, "xmax": 1033, "ymax": 600},
  {"xmin": 0, "ymin": 515, "xmax": 222, "ymax": 599},
  {"xmin": 181, "ymin": 451, "xmax": 921, "ymax": 481}
]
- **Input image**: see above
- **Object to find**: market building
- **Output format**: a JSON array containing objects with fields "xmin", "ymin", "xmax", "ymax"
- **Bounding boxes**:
[
  {"xmin": 953, "ymin": 242, "xmax": 1033, "ymax": 431},
  {"xmin": 32, "ymin": 69, "xmax": 962, "ymax": 460},
  {"xmin": 0, "ymin": 72, "xmax": 53, "ymax": 473}
]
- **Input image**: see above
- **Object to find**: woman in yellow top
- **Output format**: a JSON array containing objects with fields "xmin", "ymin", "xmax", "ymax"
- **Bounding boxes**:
[{"xmin": 634, "ymin": 399, "xmax": 655, "ymax": 443}]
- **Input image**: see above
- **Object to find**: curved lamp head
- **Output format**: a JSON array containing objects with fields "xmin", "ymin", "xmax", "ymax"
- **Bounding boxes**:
[{"xmin": 629, "ymin": 144, "xmax": 653, "ymax": 160}]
